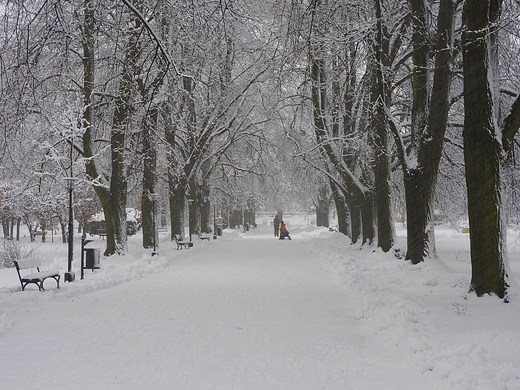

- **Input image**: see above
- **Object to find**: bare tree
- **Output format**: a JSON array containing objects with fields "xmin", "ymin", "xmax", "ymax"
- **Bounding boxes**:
[
  {"xmin": 462, "ymin": 0, "xmax": 520, "ymax": 299},
  {"xmin": 389, "ymin": 0, "xmax": 456, "ymax": 263}
]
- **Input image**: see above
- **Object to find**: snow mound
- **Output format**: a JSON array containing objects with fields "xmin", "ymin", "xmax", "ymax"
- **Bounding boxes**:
[{"xmin": 308, "ymin": 231, "xmax": 520, "ymax": 390}]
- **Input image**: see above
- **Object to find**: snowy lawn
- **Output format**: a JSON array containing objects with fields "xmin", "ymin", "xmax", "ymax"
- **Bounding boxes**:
[{"xmin": 0, "ymin": 224, "xmax": 519, "ymax": 390}]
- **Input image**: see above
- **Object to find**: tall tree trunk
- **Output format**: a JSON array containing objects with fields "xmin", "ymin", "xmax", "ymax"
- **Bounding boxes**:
[
  {"xmin": 169, "ymin": 179, "xmax": 186, "ymax": 239},
  {"xmin": 309, "ymin": 33, "xmax": 330, "ymax": 223},
  {"xmin": 371, "ymin": 0, "xmax": 394, "ymax": 252},
  {"xmin": 164, "ymin": 99, "xmax": 187, "ymax": 240},
  {"xmin": 137, "ymin": 10, "xmax": 166, "ymax": 250},
  {"xmin": 462, "ymin": 0, "xmax": 508, "ymax": 298},
  {"xmin": 349, "ymin": 198, "xmax": 362, "ymax": 245},
  {"xmin": 330, "ymin": 181, "xmax": 350, "ymax": 236},
  {"xmin": 9, "ymin": 217, "xmax": 14, "ymax": 239},
  {"xmin": 198, "ymin": 159, "xmax": 212, "ymax": 234},
  {"xmin": 179, "ymin": 72, "xmax": 198, "ymax": 239},
  {"xmin": 199, "ymin": 180, "xmax": 211, "ymax": 233},
  {"xmin": 81, "ymin": 0, "xmax": 115, "ymax": 256},
  {"xmin": 60, "ymin": 219, "xmax": 67, "ymax": 244},
  {"xmin": 81, "ymin": 0, "xmax": 144, "ymax": 256},
  {"xmin": 189, "ymin": 178, "xmax": 200, "ymax": 236},
  {"xmin": 408, "ymin": 0, "xmax": 429, "ymax": 149},
  {"xmin": 403, "ymin": 172, "xmax": 430, "ymax": 261},
  {"xmin": 310, "ymin": 38, "xmax": 373, "ymax": 243},
  {"xmin": 397, "ymin": 0, "xmax": 455, "ymax": 264},
  {"xmin": 402, "ymin": 0, "xmax": 430, "ymax": 263},
  {"xmin": 16, "ymin": 217, "xmax": 21, "ymax": 241},
  {"xmin": 360, "ymin": 192, "xmax": 375, "ymax": 246},
  {"xmin": 108, "ymin": 1, "xmax": 144, "ymax": 254},
  {"xmin": 2, "ymin": 220, "xmax": 9, "ymax": 238},
  {"xmin": 316, "ymin": 184, "xmax": 330, "ymax": 228},
  {"xmin": 141, "ymin": 107, "xmax": 158, "ymax": 249}
]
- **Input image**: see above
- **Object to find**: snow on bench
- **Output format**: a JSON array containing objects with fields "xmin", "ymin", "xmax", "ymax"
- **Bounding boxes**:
[
  {"xmin": 13, "ymin": 257, "xmax": 61, "ymax": 291},
  {"xmin": 174, "ymin": 235, "xmax": 191, "ymax": 250},
  {"xmin": 198, "ymin": 233, "xmax": 211, "ymax": 241}
]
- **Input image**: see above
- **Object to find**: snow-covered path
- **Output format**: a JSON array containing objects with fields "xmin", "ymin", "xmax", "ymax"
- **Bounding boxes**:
[
  {"xmin": 0, "ymin": 227, "xmax": 407, "ymax": 390},
  {"xmin": 2, "ymin": 225, "xmax": 520, "ymax": 390}
]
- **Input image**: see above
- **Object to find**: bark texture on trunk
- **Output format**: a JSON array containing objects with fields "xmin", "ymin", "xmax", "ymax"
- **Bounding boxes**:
[
  {"xmin": 169, "ymin": 179, "xmax": 186, "ymax": 240},
  {"xmin": 399, "ymin": 0, "xmax": 455, "ymax": 264},
  {"xmin": 81, "ymin": 0, "xmax": 116, "ymax": 256},
  {"xmin": 349, "ymin": 200, "xmax": 361, "ymax": 245},
  {"xmin": 141, "ymin": 107, "xmax": 158, "ymax": 249},
  {"xmin": 462, "ymin": 0, "xmax": 508, "ymax": 298},
  {"xmin": 372, "ymin": 0, "xmax": 395, "ymax": 252},
  {"xmin": 316, "ymin": 185, "xmax": 330, "ymax": 228},
  {"xmin": 330, "ymin": 181, "xmax": 350, "ymax": 236}
]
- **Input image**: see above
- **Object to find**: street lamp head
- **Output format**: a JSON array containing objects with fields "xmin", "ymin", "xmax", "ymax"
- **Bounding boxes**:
[{"xmin": 63, "ymin": 176, "xmax": 78, "ymax": 190}]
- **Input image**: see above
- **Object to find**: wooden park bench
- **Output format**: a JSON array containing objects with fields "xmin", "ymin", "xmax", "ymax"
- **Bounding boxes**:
[
  {"xmin": 97, "ymin": 229, "xmax": 107, "ymax": 239},
  {"xmin": 174, "ymin": 235, "xmax": 190, "ymax": 250},
  {"xmin": 29, "ymin": 230, "xmax": 43, "ymax": 242},
  {"xmin": 13, "ymin": 257, "xmax": 60, "ymax": 291},
  {"xmin": 198, "ymin": 233, "xmax": 211, "ymax": 241}
]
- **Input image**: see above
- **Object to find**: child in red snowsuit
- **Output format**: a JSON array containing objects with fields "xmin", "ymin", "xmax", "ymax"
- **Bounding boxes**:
[{"xmin": 279, "ymin": 221, "xmax": 291, "ymax": 240}]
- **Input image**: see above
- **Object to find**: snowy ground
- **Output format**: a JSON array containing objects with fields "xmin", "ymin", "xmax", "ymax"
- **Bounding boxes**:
[{"xmin": 0, "ymin": 224, "xmax": 520, "ymax": 390}]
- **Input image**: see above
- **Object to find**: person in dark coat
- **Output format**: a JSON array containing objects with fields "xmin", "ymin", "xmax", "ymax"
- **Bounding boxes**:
[{"xmin": 273, "ymin": 215, "xmax": 280, "ymax": 237}]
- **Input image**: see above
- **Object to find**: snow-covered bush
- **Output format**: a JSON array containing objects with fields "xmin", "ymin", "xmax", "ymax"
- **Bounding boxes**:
[{"xmin": 0, "ymin": 239, "xmax": 34, "ymax": 269}]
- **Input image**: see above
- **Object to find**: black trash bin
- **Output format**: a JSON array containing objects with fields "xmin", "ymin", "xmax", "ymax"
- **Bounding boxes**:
[{"xmin": 84, "ymin": 247, "xmax": 100, "ymax": 269}]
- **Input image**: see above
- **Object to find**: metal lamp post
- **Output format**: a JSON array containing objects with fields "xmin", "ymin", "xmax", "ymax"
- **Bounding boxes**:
[
  {"xmin": 213, "ymin": 205, "xmax": 216, "ymax": 239},
  {"xmin": 64, "ymin": 176, "xmax": 76, "ymax": 282},
  {"xmin": 187, "ymin": 198, "xmax": 193, "ymax": 242},
  {"xmin": 63, "ymin": 131, "xmax": 77, "ymax": 282},
  {"xmin": 150, "ymin": 193, "xmax": 158, "ymax": 256}
]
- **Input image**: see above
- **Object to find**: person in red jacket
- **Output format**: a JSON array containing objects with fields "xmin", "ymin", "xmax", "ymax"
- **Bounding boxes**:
[{"xmin": 279, "ymin": 221, "xmax": 291, "ymax": 240}]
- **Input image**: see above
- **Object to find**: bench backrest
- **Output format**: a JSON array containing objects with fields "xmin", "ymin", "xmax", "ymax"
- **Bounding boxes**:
[
  {"xmin": 174, "ymin": 234, "xmax": 183, "ymax": 242},
  {"xmin": 14, "ymin": 257, "xmax": 42, "ymax": 271}
]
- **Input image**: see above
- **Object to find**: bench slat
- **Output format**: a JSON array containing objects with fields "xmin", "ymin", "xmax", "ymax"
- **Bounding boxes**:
[
  {"xmin": 21, "ymin": 271, "xmax": 60, "ymax": 280},
  {"xmin": 16, "ymin": 257, "xmax": 42, "ymax": 270}
]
